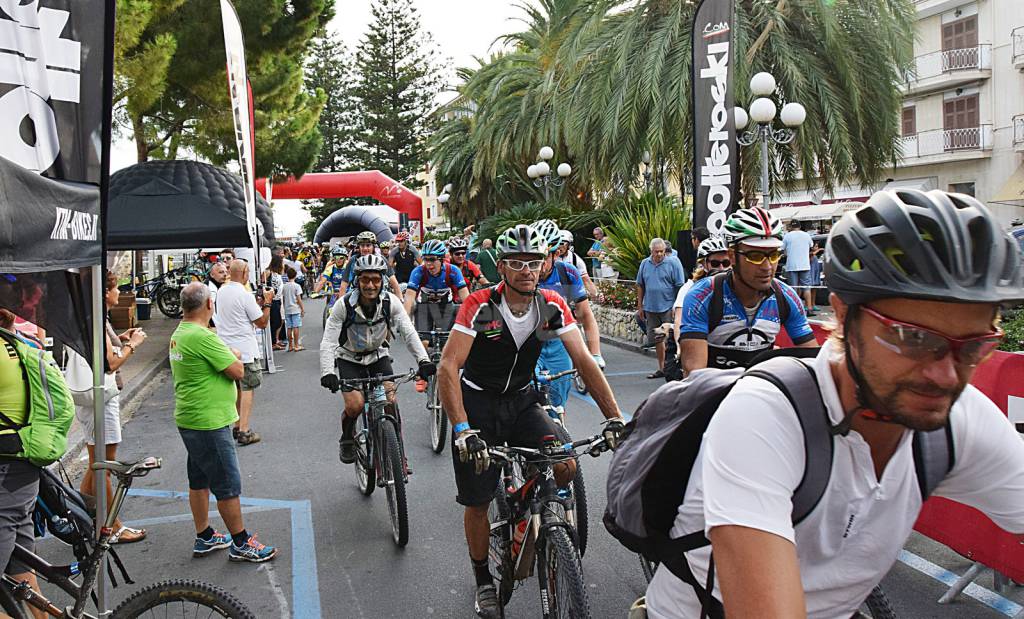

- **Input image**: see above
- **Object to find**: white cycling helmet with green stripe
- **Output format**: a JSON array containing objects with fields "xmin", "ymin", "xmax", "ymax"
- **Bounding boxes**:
[
  {"xmin": 722, "ymin": 207, "xmax": 784, "ymax": 249},
  {"xmin": 532, "ymin": 219, "xmax": 562, "ymax": 254},
  {"xmin": 497, "ymin": 224, "xmax": 548, "ymax": 258}
]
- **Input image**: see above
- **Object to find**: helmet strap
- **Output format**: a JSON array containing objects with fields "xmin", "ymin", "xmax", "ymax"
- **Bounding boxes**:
[{"xmin": 832, "ymin": 305, "xmax": 896, "ymax": 436}]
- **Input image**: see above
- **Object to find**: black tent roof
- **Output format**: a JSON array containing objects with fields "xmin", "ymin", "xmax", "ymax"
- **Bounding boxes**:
[
  {"xmin": 313, "ymin": 205, "xmax": 395, "ymax": 244},
  {"xmin": 107, "ymin": 160, "xmax": 275, "ymax": 250}
]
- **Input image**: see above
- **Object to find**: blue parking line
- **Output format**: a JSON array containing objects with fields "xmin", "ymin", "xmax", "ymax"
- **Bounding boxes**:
[
  {"xmin": 898, "ymin": 550, "xmax": 1022, "ymax": 617},
  {"xmin": 128, "ymin": 489, "xmax": 322, "ymax": 618},
  {"xmin": 125, "ymin": 506, "xmax": 276, "ymax": 528}
]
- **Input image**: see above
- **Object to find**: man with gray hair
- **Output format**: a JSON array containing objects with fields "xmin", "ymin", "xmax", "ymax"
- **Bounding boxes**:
[
  {"xmin": 169, "ymin": 283, "xmax": 277, "ymax": 563},
  {"xmin": 636, "ymin": 237, "xmax": 684, "ymax": 378}
]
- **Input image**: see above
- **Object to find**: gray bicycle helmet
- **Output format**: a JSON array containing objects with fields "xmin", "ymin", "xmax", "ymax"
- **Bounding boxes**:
[
  {"xmin": 824, "ymin": 189, "xmax": 1024, "ymax": 305},
  {"xmin": 353, "ymin": 253, "xmax": 388, "ymax": 274},
  {"xmin": 355, "ymin": 230, "xmax": 377, "ymax": 244},
  {"xmin": 496, "ymin": 224, "xmax": 547, "ymax": 258},
  {"xmin": 697, "ymin": 235, "xmax": 729, "ymax": 258}
]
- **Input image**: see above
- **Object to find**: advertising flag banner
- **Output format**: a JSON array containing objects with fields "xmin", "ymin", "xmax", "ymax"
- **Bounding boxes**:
[
  {"xmin": 220, "ymin": 0, "xmax": 260, "ymax": 255},
  {"xmin": 0, "ymin": 0, "xmax": 112, "ymax": 360},
  {"xmin": 691, "ymin": 0, "xmax": 738, "ymax": 236}
]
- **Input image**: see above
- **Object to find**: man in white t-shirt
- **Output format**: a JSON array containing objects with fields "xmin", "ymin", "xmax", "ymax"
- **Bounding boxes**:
[
  {"xmin": 214, "ymin": 260, "xmax": 272, "ymax": 446},
  {"xmin": 646, "ymin": 190, "xmax": 1024, "ymax": 618}
]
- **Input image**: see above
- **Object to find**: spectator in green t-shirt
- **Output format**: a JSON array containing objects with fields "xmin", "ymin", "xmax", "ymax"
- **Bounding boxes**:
[
  {"xmin": 476, "ymin": 238, "xmax": 499, "ymax": 284},
  {"xmin": 169, "ymin": 283, "xmax": 277, "ymax": 563}
]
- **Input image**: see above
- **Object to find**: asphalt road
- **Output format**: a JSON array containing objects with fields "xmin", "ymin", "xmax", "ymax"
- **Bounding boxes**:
[{"xmin": 35, "ymin": 295, "xmax": 1024, "ymax": 618}]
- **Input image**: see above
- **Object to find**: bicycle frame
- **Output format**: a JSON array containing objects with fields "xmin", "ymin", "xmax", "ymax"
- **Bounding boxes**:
[
  {"xmin": 343, "ymin": 373, "xmax": 415, "ymax": 487},
  {"xmin": 0, "ymin": 458, "xmax": 160, "ymax": 619}
]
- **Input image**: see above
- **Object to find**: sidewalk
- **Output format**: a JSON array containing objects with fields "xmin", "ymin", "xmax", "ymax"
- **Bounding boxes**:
[{"xmin": 60, "ymin": 311, "xmax": 178, "ymax": 467}]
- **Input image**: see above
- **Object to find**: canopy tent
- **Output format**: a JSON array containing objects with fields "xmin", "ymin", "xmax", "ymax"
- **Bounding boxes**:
[
  {"xmin": 107, "ymin": 160, "xmax": 275, "ymax": 250},
  {"xmin": 313, "ymin": 205, "xmax": 396, "ymax": 244}
]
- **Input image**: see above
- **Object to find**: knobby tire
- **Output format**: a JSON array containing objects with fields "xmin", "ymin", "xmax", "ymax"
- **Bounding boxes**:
[
  {"xmin": 540, "ymin": 527, "xmax": 591, "ymax": 619},
  {"xmin": 111, "ymin": 579, "xmax": 254, "ymax": 618},
  {"xmin": 380, "ymin": 419, "xmax": 409, "ymax": 547},
  {"xmin": 860, "ymin": 586, "xmax": 897, "ymax": 619},
  {"xmin": 553, "ymin": 424, "xmax": 589, "ymax": 557},
  {"xmin": 428, "ymin": 376, "xmax": 447, "ymax": 453},
  {"xmin": 489, "ymin": 483, "xmax": 515, "ymax": 607},
  {"xmin": 355, "ymin": 414, "xmax": 375, "ymax": 496},
  {"xmin": 156, "ymin": 286, "xmax": 181, "ymax": 318}
]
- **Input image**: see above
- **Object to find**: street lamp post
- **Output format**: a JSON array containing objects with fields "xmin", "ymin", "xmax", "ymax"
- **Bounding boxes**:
[
  {"xmin": 527, "ymin": 146, "xmax": 572, "ymax": 201},
  {"xmin": 735, "ymin": 72, "xmax": 806, "ymax": 208}
]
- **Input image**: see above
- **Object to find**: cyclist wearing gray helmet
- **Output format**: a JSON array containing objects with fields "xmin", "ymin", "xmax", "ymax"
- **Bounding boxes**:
[{"xmin": 646, "ymin": 190, "xmax": 1024, "ymax": 618}]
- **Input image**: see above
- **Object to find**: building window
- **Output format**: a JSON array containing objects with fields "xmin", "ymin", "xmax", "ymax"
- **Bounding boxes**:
[
  {"xmin": 949, "ymin": 181, "xmax": 975, "ymax": 196},
  {"xmin": 901, "ymin": 106, "xmax": 916, "ymax": 136},
  {"xmin": 942, "ymin": 15, "xmax": 978, "ymax": 51},
  {"xmin": 943, "ymin": 93, "xmax": 978, "ymax": 130}
]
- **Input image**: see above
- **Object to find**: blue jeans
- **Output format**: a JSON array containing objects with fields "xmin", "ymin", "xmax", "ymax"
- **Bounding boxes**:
[{"xmin": 537, "ymin": 339, "xmax": 572, "ymax": 409}]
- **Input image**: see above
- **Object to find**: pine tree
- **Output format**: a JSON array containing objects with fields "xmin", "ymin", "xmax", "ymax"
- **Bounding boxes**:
[{"xmin": 352, "ymin": 0, "xmax": 445, "ymax": 188}]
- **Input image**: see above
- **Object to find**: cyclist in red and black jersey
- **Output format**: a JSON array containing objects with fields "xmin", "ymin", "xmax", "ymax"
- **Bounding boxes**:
[
  {"xmin": 448, "ymin": 236, "xmax": 489, "ymax": 290},
  {"xmin": 437, "ymin": 224, "xmax": 625, "ymax": 618}
]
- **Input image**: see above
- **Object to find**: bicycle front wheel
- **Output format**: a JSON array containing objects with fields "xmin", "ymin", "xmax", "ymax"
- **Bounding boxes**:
[
  {"xmin": 858, "ymin": 586, "xmax": 897, "ymax": 619},
  {"xmin": 539, "ymin": 527, "xmax": 591, "ymax": 619},
  {"xmin": 155, "ymin": 286, "xmax": 181, "ymax": 318},
  {"xmin": 428, "ymin": 376, "xmax": 447, "ymax": 454},
  {"xmin": 639, "ymin": 555, "xmax": 658, "ymax": 583},
  {"xmin": 380, "ymin": 419, "xmax": 409, "ymax": 547},
  {"xmin": 488, "ymin": 482, "xmax": 515, "ymax": 607},
  {"xmin": 355, "ymin": 414, "xmax": 375, "ymax": 496},
  {"xmin": 112, "ymin": 579, "xmax": 254, "ymax": 618},
  {"xmin": 573, "ymin": 373, "xmax": 587, "ymax": 395}
]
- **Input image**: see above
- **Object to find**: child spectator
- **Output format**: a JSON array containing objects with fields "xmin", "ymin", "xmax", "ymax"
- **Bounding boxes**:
[{"xmin": 282, "ymin": 267, "xmax": 305, "ymax": 352}]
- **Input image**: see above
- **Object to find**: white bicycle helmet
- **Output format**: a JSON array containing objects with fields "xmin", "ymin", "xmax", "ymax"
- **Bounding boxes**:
[
  {"xmin": 353, "ymin": 253, "xmax": 388, "ymax": 274},
  {"xmin": 697, "ymin": 235, "xmax": 729, "ymax": 258},
  {"xmin": 447, "ymin": 236, "xmax": 469, "ymax": 251},
  {"xmin": 723, "ymin": 207, "xmax": 784, "ymax": 248},
  {"xmin": 497, "ymin": 224, "xmax": 547, "ymax": 258},
  {"xmin": 355, "ymin": 230, "xmax": 378, "ymax": 244},
  {"xmin": 559, "ymin": 229, "xmax": 573, "ymax": 244},
  {"xmin": 532, "ymin": 219, "xmax": 562, "ymax": 254}
]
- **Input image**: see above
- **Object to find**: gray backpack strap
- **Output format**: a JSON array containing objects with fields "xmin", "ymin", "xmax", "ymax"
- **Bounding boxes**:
[
  {"xmin": 912, "ymin": 425, "xmax": 954, "ymax": 500},
  {"xmin": 745, "ymin": 357, "xmax": 833, "ymax": 525}
]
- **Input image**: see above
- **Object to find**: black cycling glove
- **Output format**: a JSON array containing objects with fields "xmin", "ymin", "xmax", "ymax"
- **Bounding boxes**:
[
  {"xmin": 321, "ymin": 374, "xmax": 340, "ymax": 393},
  {"xmin": 417, "ymin": 360, "xmax": 437, "ymax": 379}
]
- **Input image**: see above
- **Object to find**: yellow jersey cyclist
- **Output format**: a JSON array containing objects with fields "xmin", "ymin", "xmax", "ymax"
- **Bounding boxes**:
[{"xmin": 314, "ymin": 246, "xmax": 349, "ymax": 304}]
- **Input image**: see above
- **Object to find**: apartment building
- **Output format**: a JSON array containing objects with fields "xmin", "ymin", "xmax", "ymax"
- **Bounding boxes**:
[{"xmin": 893, "ymin": 0, "xmax": 1024, "ymax": 223}]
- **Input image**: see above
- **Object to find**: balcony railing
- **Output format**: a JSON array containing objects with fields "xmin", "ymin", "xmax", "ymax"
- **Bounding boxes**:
[
  {"xmin": 1014, "ymin": 27, "xmax": 1024, "ymax": 67},
  {"xmin": 898, "ymin": 125, "xmax": 993, "ymax": 159},
  {"xmin": 1014, "ymin": 115, "xmax": 1024, "ymax": 148},
  {"xmin": 908, "ymin": 45, "xmax": 992, "ymax": 82}
]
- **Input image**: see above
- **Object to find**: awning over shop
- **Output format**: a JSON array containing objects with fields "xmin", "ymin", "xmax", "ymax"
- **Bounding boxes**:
[
  {"xmin": 791, "ymin": 203, "xmax": 847, "ymax": 221},
  {"xmin": 767, "ymin": 206, "xmax": 800, "ymax": 220},
  {"xmin": 990, "ymin": 165, "xmax": 1024, "ymax": 207}
]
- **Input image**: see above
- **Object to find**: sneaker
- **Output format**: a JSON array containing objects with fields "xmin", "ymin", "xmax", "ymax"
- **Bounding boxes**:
[
  {"xmin": 415, "ymin": 378, "xmax": 428, "ymax": 393},
  {"xmin": 228, "ymin": 534, "xmax": 277, "ymax": 563},
  {"xmin": 339, "ymin": 436, "xmax": 356, "ymax": 464},
  {"xmin": 193, "ymin": 531, "xmax": 232, "ymax": 557},
  {"xmin": 237, "ymin": 430, "xmax": 261, "ymax": 446},
  {"xmin": 474, "ymin": 583, "xmax": 501, "ymax": 619}
]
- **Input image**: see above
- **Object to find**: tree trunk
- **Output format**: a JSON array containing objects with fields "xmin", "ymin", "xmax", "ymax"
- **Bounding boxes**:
[{"xmin": 131, "ymin": 114, "xmax": 149, "ymax": 163}]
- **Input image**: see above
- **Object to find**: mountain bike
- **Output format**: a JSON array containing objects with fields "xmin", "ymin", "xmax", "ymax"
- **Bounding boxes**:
[
  {"xmin": 0, "ymin": 457, "xmax": 253, "ymax": 618},
  {"xmin": 419, "ymin": 329, "xmax": 449, "ymax": 454},
  {"xmin": 341, "ymin": 370, "xmax": 417, "ymax": 547},
  {"xmin": 119, "ymin": 270, "xmax": 187, "ymax": 319},
  {"xmin": 534, "ymin": 368, "xmax": 590, "ymax": 557},
  {"xmin": 481, "ymin": 433, "xmax": 610, "ymax": 618},
  {"xmin": 318, "ymin": 284, "xmax": 338, "ymax": 330}
]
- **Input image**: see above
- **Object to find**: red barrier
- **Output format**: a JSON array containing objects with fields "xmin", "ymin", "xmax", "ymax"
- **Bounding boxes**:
[{"xmin": 784, "ymin": 319, "xmax": 1024, "ymax": 579}]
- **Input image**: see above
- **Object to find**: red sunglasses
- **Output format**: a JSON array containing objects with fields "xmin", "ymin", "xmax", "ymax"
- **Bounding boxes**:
[{"xmin": 860, "ymin": 305, "xmax": 1003, "ymax": 367}]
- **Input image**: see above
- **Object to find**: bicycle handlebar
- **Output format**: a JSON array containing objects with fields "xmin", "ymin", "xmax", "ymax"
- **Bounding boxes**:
[
  {"xmin": 338, "ymin": 369, "xmax": 418, "ymax": 388},
  {"xmin": 535, "ymin": 367, "xmax": 579, "ymax": 385},
  {"xmin": 485, "ymin": 433, "xmax": 609, "ymax": 464}
]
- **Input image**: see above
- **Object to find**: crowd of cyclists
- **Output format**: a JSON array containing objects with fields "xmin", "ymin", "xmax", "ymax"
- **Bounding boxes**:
[{"xmin": 310, "ymin": 188, "xmax": 1024, "ymax": 619}]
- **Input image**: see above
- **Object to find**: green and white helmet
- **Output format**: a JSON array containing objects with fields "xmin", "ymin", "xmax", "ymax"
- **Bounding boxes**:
[
  {"xmin": 532, "ymin": 219, "xmax": 562, "ymax": 254},
  {"xmin": 355, "ymin": 230, "xmax": 377, "ymax": 244},
  {"xmin": 723, "ymin": 207, "xmax": 784, "ymax": 249},
  {"xmin": 497, "ymin": 224, "xmax": 548, "ymax": 258}
]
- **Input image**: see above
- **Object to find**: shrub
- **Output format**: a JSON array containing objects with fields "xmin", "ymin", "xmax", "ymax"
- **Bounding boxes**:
[
  {"xmin": 998, "ymin": 309, "xmax": 1023, "ymax": 353},
  {"xmin": 601, "ymin": 193, "xmax": 691, "ymax": 279},
  {"xmin": 595, "ymin": 279, "xmax": 637, "ymax": 311}
]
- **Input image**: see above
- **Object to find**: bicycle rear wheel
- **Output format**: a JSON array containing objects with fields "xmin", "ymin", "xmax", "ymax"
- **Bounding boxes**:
[
  {"xmin": 380, "ymin": 419, "xmax": 409, "ymax": 547},
  {"xmin": 427, "ymin": 376, "xmax": 447, "ymax": 453},
  {"xmin": 111, "ymin": 579, "xmax": 254, "ymax": 618},
  {"xmin": 355, "ymin": 415, "xmax": 375, "ymax": 496},
  {"xmin": 539, "ymin": 527, "xmax": 591, "ymax": 619},
  {"xmin": 858, "ymin": 586, "xmax": 897, "ymax": 619},
  {"xmin": 155, "ymin": 286, "xmax": 181, "ymax": 318}
]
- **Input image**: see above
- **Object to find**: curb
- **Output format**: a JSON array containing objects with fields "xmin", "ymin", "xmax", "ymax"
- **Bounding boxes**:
[
  {"xmin": 600, "ymin": 334, "xmax": 656, "ymax": 357},
  {"xmin": 58, "ymin": 355, "xmax": 170, "ymax": 468}
]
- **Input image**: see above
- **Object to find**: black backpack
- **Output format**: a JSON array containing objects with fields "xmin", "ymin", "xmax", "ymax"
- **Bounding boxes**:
[{"xmin": 603, "ymin": 353, "xmax": 954, "ymax": 615}]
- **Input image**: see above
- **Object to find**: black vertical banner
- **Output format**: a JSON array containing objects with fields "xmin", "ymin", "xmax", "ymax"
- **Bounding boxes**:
[{"xmin": 691, "ymin": 0, "xmax": 737, "ymax": 236}]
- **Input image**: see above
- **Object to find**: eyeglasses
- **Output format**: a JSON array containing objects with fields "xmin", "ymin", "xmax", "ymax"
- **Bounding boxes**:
[
  {"xmin": 423, "ymin": 256, "xmax": 440, "ymax": 263},
  {"xmin": 357, "ymin": 274, "xmax": 383, "ymax": 285},
  {"xmin": 860, "ymin": 305, "xmax": 1003, "ymax": 367},
  {"xmin": 503, "ymin": 258, "xmax": 543, "ymax": 272},
  {"xmin": 452, "ymin": 251, "xmax": 467, "ymax": 257},
  {"xmin": 736, "ymin": 250, "xmax": 782, "ymax": 265},
  {"xmin": 707, "ymin": 258, "xmax": 731, "ymax": 268}
]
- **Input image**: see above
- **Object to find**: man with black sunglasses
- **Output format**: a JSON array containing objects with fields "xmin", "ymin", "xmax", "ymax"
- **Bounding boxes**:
[
  {"xmin": 646, "ymin": 190, "xmax": 1024, "ymax": 618},
  {"xmin": 678, "ymin": 207, "xmax": 817, "ymax": 374}
]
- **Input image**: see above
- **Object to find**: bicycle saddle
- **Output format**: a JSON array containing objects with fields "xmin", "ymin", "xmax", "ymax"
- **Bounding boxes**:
[{"xmin": 92, "ymin": 456, "xmax": 162, "ymax": 476}]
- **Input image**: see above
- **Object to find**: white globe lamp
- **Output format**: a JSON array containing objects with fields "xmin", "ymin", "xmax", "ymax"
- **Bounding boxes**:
[
  {"xmin": 536, "ymin": 161, "xmax": 551, "ymax": 177},
  {"xmin": 641, "ymin": 151, "xmax": 652, "ymax": 165},
  {"xmin": 734, "ymin": 106, "xmax": 749, "ymax": 131},
  {"xmin": 750, "ymin": 72, "xmax": 776, "ymax": 97},
  {"xmin": 557, "ymin": 162, "xmax": 572, "ymax": 177},
  {"xmin": 538, "ymin": 146, "xmax": 554, "ymax": 161},
  {"xmin": 527, "ymin": 164, "xmax": 539, "ymax": 179},
  {"xmin": 780, "ymin": 102, "xmax": 807, "ymax": 128},
  {"xmin": 749, "ymin": 97, "xmax": 777, "ymax": 124}
]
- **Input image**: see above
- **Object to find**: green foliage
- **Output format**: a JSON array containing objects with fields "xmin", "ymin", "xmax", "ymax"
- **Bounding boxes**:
[
  {"xmin": 998, "ymin": 310, "xmax": 1024, "ymax": 353},
  {"xmin": 602, "ymin": 193, "xmax": 691, "ymax": 279},
  {"xmin": 476, "ymin": 201, "xmax": 572, "ymax": 247},
  {"xmin": 118, "ymin": 0, "xmax": 333, "ymax": 178},
  {"xmin": 353, "ymin": 0, "xmax": 445, "ymax": 188},
  {"xmin": 306, "ymin": 30, "xmax": 360, "ymax": 173},
  {"xmin": 595, "ymin": 279, "xmax": 638, "ymax": 311}
]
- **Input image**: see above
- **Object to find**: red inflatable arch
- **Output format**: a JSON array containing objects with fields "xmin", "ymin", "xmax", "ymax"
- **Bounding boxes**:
[{"xmin": 255, "ymin": 171, "xmax": 423, "ymax": 238}]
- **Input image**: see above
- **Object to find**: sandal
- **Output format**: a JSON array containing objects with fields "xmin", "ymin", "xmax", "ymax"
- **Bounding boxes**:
[
  {"xmin": 110, "ymin": 525, "xmax": 147, "ymax": 544},
  {"xmin": 647, "ymin": 369, "xmax": 665, "ymax": 379},
  {"xmin": 294, "ymin": 346, "xmax": 305, "ymax": 351}
]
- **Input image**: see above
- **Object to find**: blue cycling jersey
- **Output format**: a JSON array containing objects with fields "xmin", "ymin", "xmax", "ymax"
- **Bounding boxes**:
[
  {"xmin": 680, "ymin": 274, "xmax": 814, "ymax": 369},
  {"xmin": 407, "ymin": 263, "xmax": 466, "ymax": 301},
  {"xmin": 538, "ymin": 262, "xmax": 588, "ymax": 306}
]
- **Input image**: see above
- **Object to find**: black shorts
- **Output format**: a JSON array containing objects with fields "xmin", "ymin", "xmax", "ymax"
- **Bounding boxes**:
[
  {"xmin": 414, "ymin": 301, "xmax": 457, "ymax": 334},
  {"xmin": 335, "ymin": 357, "xmax": 394, "ymax": 392},
  {"xmin": 451, "ymin": 383, "xmax": 562, "ymax": 506}
]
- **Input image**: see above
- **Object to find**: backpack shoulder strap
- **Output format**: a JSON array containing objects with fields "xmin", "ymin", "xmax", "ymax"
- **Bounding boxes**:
[
  {"xmin": 338, "ymin": 294, "xmax": 356, "ymax": 347},
  {"xmin": 382, "ymin": 294, "xmax": 393, "ymax": 334},
  {"xmin": 744, "ymin": 356, "xmax": 833, "ymax": 525},
  {"xmin": 912, "ymin": 424, "xmax": 954, "ymax": 501},
  {"xmin": 443, "ymin": 262, "xmax": 453, "ymax": 288},
  {"xmin": 771, "ymin": 279, "xmax": 791, "ymax": 323},
  {"xmin": 707, "ymin": 272, "xmax": 729, "ymax": 335}
]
